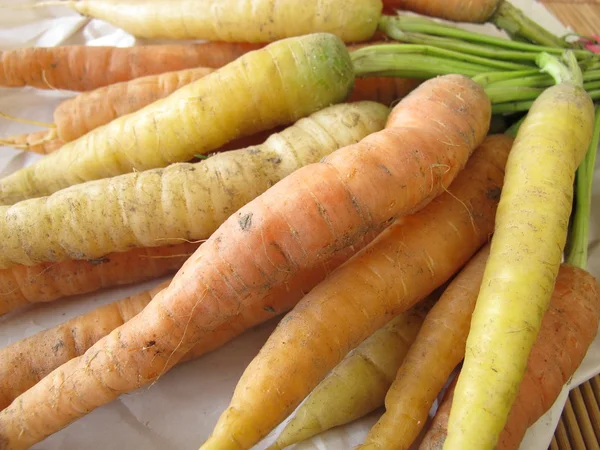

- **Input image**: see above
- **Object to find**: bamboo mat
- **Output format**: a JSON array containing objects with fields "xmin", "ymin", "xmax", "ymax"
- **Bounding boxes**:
[
  {"xmin": 531, "ymin": 3, "xmax": 600, "ymax": 449},
  {"xmin": 536, "ymin": 4, "xmax": 600, "ymax": 448}
]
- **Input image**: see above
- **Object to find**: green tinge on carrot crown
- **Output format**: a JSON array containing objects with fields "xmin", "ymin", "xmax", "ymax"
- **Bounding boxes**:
[{"xmin": 536, "ymin": 51, "xmax": 584, "ymax": 86}]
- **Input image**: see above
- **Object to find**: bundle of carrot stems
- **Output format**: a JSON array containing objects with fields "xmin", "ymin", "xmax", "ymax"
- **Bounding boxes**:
[{"xmin": 0, "ymin": 1, "xmax": 599, "ymax": 450}]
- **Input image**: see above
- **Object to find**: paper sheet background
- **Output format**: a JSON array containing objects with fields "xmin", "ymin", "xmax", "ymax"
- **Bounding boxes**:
[{"xmin": 0, "ymin": 1, "xmax": 597, "ymax": 449}]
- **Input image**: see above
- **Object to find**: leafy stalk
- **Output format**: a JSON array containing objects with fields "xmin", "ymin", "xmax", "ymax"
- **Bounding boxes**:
[
  {"xmin": 489, "ymin": 1, "xmax": 568, "ymax": 48},
  {"xmin": 566, "ymin": 107, "xmax": 600, "ymax": 269},
  {"xmin": 350, "ymin": 44, "xmax": 523, "ymax": 72},
  {"xmin": 381, "ymin": 28, "xmax": 539, "ymax": 64},
  {"xmin": 537, "ymin": 51, "xmax": 583, "ymax": 86},
  {"xmin": 379, "ymin": 15, "xmax": 593, "ymax": 60},
  {"xmin": 471, "ymin": 70, "xmax": 540, "ymax": 86},
  {"xmin": 484, "ymin": 86, "xmax": 543, "ymax": 103},
  {"xmin": 351, "ymin": 45, "xmax": 500, "ymax": 78}
]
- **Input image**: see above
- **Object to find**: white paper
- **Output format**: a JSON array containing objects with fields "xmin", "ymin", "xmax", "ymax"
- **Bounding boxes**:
[{"xmin": 0, "ymin": 2, "xmax": 597, "ymax": 449}]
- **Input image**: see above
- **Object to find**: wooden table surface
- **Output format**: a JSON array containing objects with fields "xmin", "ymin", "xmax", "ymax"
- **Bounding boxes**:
[
  {"xmin": 537, "ymin": 3, "xmax": 600, "ymax": 449},
  {"xmin": 542, "ymin": 0, "xmax": 600, "ymax": 37}
]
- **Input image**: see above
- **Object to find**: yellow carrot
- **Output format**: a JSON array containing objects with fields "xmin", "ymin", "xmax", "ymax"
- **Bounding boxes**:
[
  {"xmin": 0, "ymin": 33, "xmax": 355, "ymax": 204},
  {"xmin": 444, "ymin": 52, "xmax": 596, "ymax": 449}
]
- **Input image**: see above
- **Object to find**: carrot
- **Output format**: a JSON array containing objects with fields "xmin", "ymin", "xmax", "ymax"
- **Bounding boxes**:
[
  {"xmin": 0, "ymin": 33, "xmax": 355, "ymax": 205},
  {"xmin": 358, "ymin": 245, "xmax": 490, "ymax": 449},
  {"xmin": 2, "ymin": 73, "xmax": 416, "ymax": 153},
  {"xmin": 0, "ymin": 101, "xmax": 388, "ymax": 268},
  {"xmin": 382, "ymin": 0, "xmax": 498, "ymax": 23},
  {"xmin": 0, "ymin": 242, "xmax": 199, "ymax": 317},
  {"xmin": 0, "ymin": 130, "xmax": 64, "ymax": 155},
  {"xmin": 53, "ymin": 67, "xmax": 215, "ymax": 142},
  {"xmin": 381, "ymin": 1, "xmax": 567, "ymax": 48},
  {"xmin": 420, "ymin": 264, "xmax": 600, "ymax": 450},
  {"xmin": 0, "ymin": 74, "xmax": 489, "ymax": 449},
  {"xmin": 203, "ymin": 134, "xmax": 508, "ymax": 450},
  {"xmin": 444, "ymin": 53, "xmax": 595, "ymax": 450},
  {"xmin": 0, "ymin": 42, "xmax": 259, "ymax": 91},
  {"xmin": 270, "ymin": 296, "xmax": 436, "ymax": 449},
  {"xmin": 0, "ymin": 233, "xmax": 373, "ymax": 413},
  {"xmin": 39, "ymin": 0, "xmax": 383, "ymax": 43},
  {"xmin": 349, "ymin": 77, "xmax": 422, "ymax": 105}
]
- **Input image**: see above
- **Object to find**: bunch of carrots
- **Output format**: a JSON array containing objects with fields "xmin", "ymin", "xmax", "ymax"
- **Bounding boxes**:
[{"xmin": 0, "ymin": 0, "xmax": 599, "ymax": 449}]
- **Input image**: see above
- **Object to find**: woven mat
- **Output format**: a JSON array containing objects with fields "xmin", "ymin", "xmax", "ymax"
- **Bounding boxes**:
[{"xmin": 537, "ymin": 4, "xmax": 600, "ymax": 448}]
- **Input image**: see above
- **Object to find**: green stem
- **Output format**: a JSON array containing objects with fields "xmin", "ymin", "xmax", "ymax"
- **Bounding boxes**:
[
  {"xmin": 565, "ymin": 106, "xmax": 600, "ymax": 269},
  {"xmin": 536, "ymin": 51, "xmax": 583, "ymax": 86},
  {"xmin": 583, "ymin": 70, "xmax": 600, "ymax": 82},
  {"xmin": 478, "ymin": 68, "xmax": 600, "ymax": 89},
  {"xmin": 484, "ymin": 86, "xmax": 543, "ymax": 104},
  {"xmin": 382, "ymin": 28, "xmax": 538, "ymax": 64},
  {"xmin": 351, "ymin": 46, "xmax": 502, "ymax": 78},
  {"xmin": 352, "ymin": 53, "xmax": 491, "ymax": 78},
  {"xmin": 584, "ymin": 81, "xmax": 600, "ymax": 91},
  {"xmin": 489, "ymin": 1, "xmax": 568, "ymax": 48},
  {"xmin": 350, "ymin": 44, "xmax": 518, "ymax": 72},
  {"xmin": 491, "ymin": 89, "xmax": 600, "ymax": 114},
  {"xmin": 486, "ymin": 73, "xmax": 553, "ymax": 88},
  {"xmin": 472, "ymin": 70, "xmax": 540, "ymax": 86},
  {"xmin": 379, "ymin": 15, "xmax": 593, "ymax": 60}
]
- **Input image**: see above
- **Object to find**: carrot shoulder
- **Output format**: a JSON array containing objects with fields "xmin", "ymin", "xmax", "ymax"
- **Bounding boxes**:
[
  {"xmin": 0, "ymin": 42, "xmax": 259, "ymax": 91},
  {"xmin": 419, "ymin": 264, "xmax": 600, "ymax": 450},
  {"xmin": 0, "ymin": 242, "xmax": 199, "ymax": 317},
  {"xmin": 203, "ymin": 134, "xmax": 508, "ymax": 450},
  {"xmin": 0, "ymin": 74, "xmax": 490, "ymax": 449}
]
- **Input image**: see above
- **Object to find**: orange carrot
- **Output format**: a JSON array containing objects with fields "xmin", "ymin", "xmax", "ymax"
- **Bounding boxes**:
[
  {"xmin": 0, "ymin": 243, "xmax": 199, "ymax": 317},
  {"xmin": 53, "ymin": 67, "xmax": 215, "ymax": 142},
  {"xmin": 419, "ymin": 264, "xmax": 600, "ymax": 450},
  {"xmin": 202, "ymin": 133, "xmax": 509, "ymax": 449},
  {"xmin": 0, "ymin": 130, "xmax": 64, "ymax": 154},
  {"xmin": 382, "ymin": 0, "xmax": 499, "ymax": 22},
  {"xmin": 0, "ymin": 74, "xmax": 490, "ymax": 448},
  {"xmin": 358, "ymin": 245, "xmax": 491, "ymax": 449},
  {"xmin": 349, "ymin": 77, "xmax": 421, "ymax": 105},
  {"xmin": 0, "ymin": 42, "xmax": 260, "ymax": 91},
  {"xmin": 0, "ymin": 235, "xmax": 371, "ymax": 412},
  {"xmin": 2, "ymin": 74, "xmax": 413, "ymax": 153}
]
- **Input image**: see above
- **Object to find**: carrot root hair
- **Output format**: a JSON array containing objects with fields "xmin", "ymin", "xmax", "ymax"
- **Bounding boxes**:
[{"xmin": 0, "ymin": 112, "xmax": 54, "ymax": 129}]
